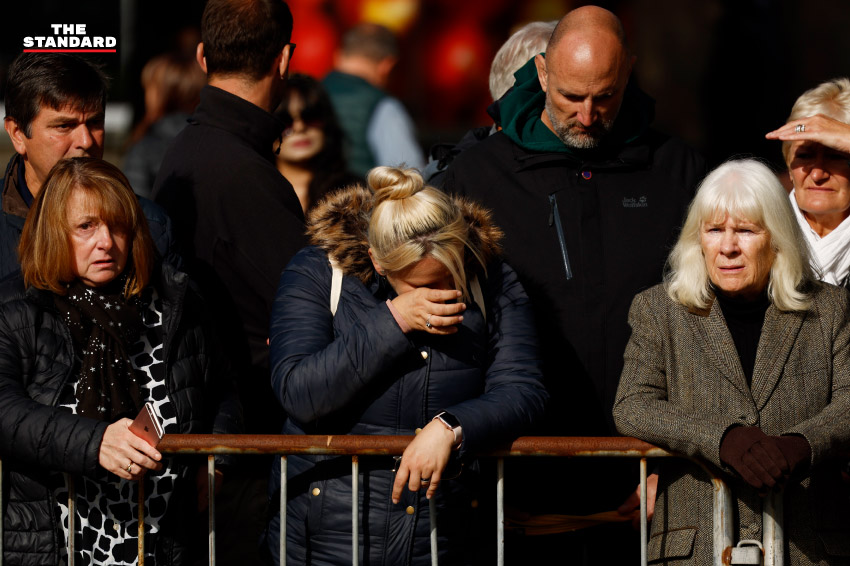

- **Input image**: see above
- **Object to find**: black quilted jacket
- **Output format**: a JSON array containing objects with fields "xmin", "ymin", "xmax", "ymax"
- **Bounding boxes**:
[{"xmin": 0, "ymin": 263, "xmax": 241, "ymax": 565}]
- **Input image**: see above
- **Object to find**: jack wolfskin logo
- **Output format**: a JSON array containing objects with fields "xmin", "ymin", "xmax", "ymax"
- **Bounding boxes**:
[{"xmin": 623, "ymin": 196, "xmax": 648, "ymax": 208}]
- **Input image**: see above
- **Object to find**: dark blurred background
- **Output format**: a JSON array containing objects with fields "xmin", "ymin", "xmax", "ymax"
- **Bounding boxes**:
[{"xmin": 2, "ymin": 0, "xmax": 849, "ymax": 170}]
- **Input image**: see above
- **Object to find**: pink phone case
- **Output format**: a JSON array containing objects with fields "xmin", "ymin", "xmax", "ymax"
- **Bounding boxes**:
[{"xmin": 129, "ymin": 402, "xmax": 164, "ymax": 447}]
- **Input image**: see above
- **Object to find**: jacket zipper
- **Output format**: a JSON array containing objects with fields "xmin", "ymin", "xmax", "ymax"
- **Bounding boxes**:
[{"xmin": 548, "ymin": 194, "xmax": 573, "ymax": 280}]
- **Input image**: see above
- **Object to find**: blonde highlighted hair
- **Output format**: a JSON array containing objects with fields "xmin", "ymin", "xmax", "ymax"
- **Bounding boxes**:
[
  {"xmin": 666, "ymin": 159, "xmax": 816, "ymax": 312},
  {"xmin": 367, "ymin": 166, "xmax": 484, "ymax": 300},
  {"xmin": 19, "ymin": 157, "xmax": 154, "ymax": 298}
]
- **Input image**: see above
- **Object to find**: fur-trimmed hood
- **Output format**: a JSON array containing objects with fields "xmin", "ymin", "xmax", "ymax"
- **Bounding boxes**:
[{"xmin": 306, "ymin": 184, "xmax": 503, "ymax": 285}]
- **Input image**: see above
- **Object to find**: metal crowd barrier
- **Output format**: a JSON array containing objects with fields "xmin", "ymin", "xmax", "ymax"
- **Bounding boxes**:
[{"xmin": 0, "ymin": 436, "xmax": 786, "ymax": 566}]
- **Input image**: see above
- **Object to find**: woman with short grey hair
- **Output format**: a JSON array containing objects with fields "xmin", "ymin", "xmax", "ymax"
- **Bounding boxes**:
[
  {"xmin": 767, "ymin": 78, "xmax": 850, "ymax": 287},
  {"xmin": 614, "ymin": 159, "xmax": 850, "ymax": 565}
]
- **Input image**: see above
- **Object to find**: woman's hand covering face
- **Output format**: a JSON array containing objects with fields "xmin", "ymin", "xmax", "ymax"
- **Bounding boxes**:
[
  {"xmin": 381, "ymin": 256, "xmax": 467, "ymax": 334},
  {"xmin": 391, "ymin": 288, "xmax": 466, "ymax": 334}
]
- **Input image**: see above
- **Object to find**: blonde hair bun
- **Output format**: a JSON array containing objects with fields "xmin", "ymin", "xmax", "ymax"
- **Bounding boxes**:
[{"xmin": 368, "ymin": 166, "xmax": 424, "ymax": 204}]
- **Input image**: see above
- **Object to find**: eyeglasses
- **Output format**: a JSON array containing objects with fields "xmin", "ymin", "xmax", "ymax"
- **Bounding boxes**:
[{"xmin": 287, "ymin": 42, "xmax": 296, "ymax": 58}]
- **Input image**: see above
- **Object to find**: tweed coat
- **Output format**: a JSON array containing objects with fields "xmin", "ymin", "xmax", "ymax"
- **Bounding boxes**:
[{"xmin": 614, "ymin": 283, "xmax": 850, "ymax": 565}]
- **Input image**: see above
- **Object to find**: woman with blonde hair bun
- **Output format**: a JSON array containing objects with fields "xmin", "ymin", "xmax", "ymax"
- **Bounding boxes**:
[{"xmin": 266, "ymin": 166, "xmax": 547, "ymax": 565}]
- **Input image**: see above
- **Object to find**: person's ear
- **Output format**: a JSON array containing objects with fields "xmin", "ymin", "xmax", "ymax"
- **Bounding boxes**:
[
  {"xmin": 196, "ymin": 42, "xmax": 208, "ymax": 74},
  {"xmin": 279, "ymin": 43, "xmax": 293, "ymax": 79},
  {"xmin": 376, "ymin": 57, "xmax": 397, "ymax": 86},
  {"xmin": 368, "ymin": 248, "xmax": 385, "ymax": 275},
  {"xmin": 4, "ymin": 117, "xmax": 29, "ymax": 156},
  {"xmin": 535, "ymin": 54, "xmax": 548, "ymax": 93}
]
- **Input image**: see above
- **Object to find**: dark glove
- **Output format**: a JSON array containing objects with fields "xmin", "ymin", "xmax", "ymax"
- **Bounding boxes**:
[
  {"xmin": 719, "ymin": 426, "xmax": 789, "ymax": 489},
  {"xmin": 771, "ymin": 435, "xmax": 811, "ymax": 479}
]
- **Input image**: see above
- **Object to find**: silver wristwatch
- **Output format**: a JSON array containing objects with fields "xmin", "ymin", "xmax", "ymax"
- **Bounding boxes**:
[{"xmin": 433, "ymin": 411, "xmax": 463, "ymax": 448}]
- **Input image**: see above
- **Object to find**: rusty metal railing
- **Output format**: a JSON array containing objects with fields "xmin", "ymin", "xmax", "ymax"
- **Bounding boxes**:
[{"xmin": 0, "ymin": 436, "xmax": 786, "ymax": 566}]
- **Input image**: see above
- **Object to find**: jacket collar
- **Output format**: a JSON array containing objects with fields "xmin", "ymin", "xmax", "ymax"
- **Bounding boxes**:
[
  {"xmin": 2, "ymin": 154, "xmax": 30, "ymax": 220},
  {"xmin": 510, "ymin": 136, "xmax": 653, "ymax": 172},
  {"xmin": 190, "ymin": 85, "xmax": 285, "ymax": 161},
  {"xmin": 685, "ymin": 293, "xmax": 807, "ymax": 409},
  {"xmin": 305, "ymin": 185, "xmax": 503, "ymax": 284}
]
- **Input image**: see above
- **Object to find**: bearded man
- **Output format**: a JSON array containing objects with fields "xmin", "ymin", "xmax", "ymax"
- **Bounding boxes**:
[{"xmin": 441, "ymin": 6, "xmax": 706, "ymax": 563}]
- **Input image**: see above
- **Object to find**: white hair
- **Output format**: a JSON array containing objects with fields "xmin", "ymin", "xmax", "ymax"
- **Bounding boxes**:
[
  {"xmin": 489, "ymin": 21, "xmax": 557, "ymax": 101},
  {"xmin": 782, "ymin": 78, "xmax": 850, "ymax": 165},
  {"xmin": 666, "ymin": 159, "xmax": 817, "ymax": 312}
]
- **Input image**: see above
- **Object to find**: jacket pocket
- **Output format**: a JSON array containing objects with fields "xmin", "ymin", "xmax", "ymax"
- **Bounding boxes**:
[{"xmin": 648, "ymin": 527, "xmax": 697, "ymax": 563}]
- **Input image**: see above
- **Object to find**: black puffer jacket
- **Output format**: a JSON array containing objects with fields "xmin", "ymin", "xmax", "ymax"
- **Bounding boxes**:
[
  {"xmin": 266, "ymin": 187, "xmax": 547, "ymax": 565},
  {"xmin": 0, "ymin": 263, "xmax": 241, "ymax": 565}
]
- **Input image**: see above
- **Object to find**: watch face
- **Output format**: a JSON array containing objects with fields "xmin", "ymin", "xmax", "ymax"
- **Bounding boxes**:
[{"xmin": 437, "ymin": 411, "xmax": 461, "ymax": 430}]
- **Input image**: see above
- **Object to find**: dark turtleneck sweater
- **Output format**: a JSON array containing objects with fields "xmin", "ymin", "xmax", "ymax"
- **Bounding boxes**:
[{"xmin": 715, "ymin": 289, "xmax": 770, "ymax": 385}]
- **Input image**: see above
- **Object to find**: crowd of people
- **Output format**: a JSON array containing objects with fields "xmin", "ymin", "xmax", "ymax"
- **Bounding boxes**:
[{"xmin": 0, "ymin": 1, "xmax": 848, "ymax": 565}]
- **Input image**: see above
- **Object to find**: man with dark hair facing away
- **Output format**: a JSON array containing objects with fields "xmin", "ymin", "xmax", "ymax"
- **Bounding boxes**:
[
  {"xmin": 152, "ymin": 0, "xmax": 303, "ymax": 562},
  {"xmin": 1, "ymin": 52, "xmax": 176, "ymax": 279},
  {"xmin": 442, "ymin": 6, "xmax": 706, "ymax": 564},
  {"xmin": 323, "ymin": 22, "xmax": 424, "ymax": 177}
]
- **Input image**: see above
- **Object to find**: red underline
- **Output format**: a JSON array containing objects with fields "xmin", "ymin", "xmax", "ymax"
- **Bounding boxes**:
[{"xmin": 23, "ymin": 49, "xmax": 116, "ymax": 53}]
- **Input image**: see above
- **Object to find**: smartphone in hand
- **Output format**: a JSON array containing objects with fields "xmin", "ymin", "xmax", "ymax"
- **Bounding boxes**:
[{"xmin": 129, "ymin": 402, "xmax": 164, "ymax": 447}]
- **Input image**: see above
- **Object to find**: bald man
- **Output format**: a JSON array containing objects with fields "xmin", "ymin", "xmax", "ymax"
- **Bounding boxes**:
[{"xmin": 442, "ymin": 6, "xmax": 706, "ymax": 563}]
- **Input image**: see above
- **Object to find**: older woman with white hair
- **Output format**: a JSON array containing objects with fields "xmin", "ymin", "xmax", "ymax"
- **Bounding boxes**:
[
  {"xmin": 613, "ymin": 159, "xmax": 850, "ymax": 565},
  {"xmin": 766, "ymin": 78, "xmax": 850, "ymax": 287},
  {"xmin": 488, "ymin": 20, "xmax": 558, "ymax": 101}
]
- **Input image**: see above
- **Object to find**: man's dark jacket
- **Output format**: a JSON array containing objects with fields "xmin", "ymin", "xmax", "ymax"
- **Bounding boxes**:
[
  {"xmin": 153, "ymin": 85, "xmax": 307, "ymax": 433},
  {"xmin": 0, "ymin": 154, "xmax": 178, "ymax": 282},
  {"xmin": 0, "ymin": 263, "xmax": 240, "ymax": 565},
  {"xmin": 441, "ymin": 59, "xmax": 707, "ymax": 440}
]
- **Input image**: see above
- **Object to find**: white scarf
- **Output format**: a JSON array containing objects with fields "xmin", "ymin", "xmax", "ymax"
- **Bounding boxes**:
[{"xmin": 789, "ymin": 189, "xmax": 850, "ymax": 286}]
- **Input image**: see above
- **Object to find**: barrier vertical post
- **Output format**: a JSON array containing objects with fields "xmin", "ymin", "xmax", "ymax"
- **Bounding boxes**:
[
  {"xmin": 712, "ymin": 477, "xmax": 734, "ymax": 566},
  {"xmin": 763, "ymin": 490, "xmax": 784, "ymax": 566},
  {"xmin": 138, "ymin": 477, "xmax": 146, "ymax": 565},
  {"xmin": 352, "ymin": 456, "xmax": 359, "ymax": 566},
  {"xmin": 0, "ymin": 458, "xmax": 4, "ymax": 566},
  {"xmin": 68, "ymin": 475, "xmax": 76, "ymax": 566},
  {"xmin": 497, "ymin": 458, "xmax": 505, "ymax": 566},
  {"xmin": 207, "ymin": 456, "xmax": 216, "ymax": 566},
  {"xmin": 640, "ymin": 458, "xmax": 648, "ymax": 566},
  {"xmin": 280, "ymin": 456, "xmax": 287, "ymax": 566},
  {"xmin": 429, "ymin": 498, "xmax": 438, "ymax": 566}
]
